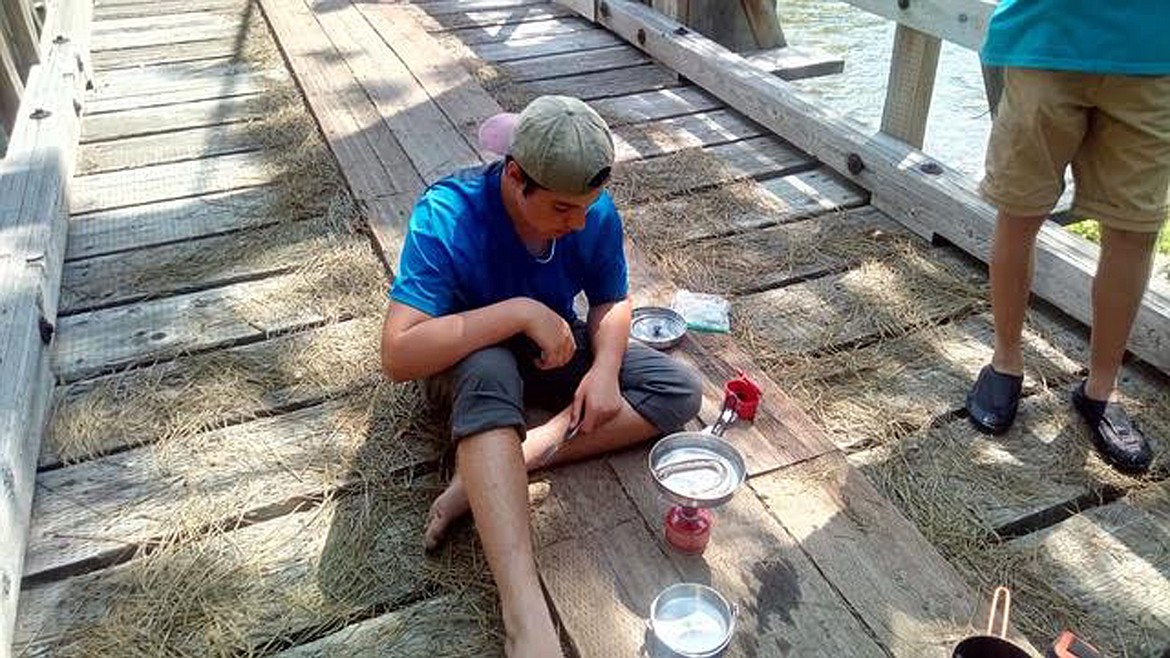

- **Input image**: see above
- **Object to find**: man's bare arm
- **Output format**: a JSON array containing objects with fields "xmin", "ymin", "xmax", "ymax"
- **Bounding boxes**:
[{"xmin": 381, "ymin": 298, "xmax": 574, "ymax": 382}]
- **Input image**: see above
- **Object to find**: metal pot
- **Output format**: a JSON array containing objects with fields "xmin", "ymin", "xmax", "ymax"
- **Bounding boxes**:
[
  {"xmin": 648, "ymin": 431, "xmax": 746, "ymax": 509},
  {"xmin": 631, "ymin": 306, "xmax": 687, "ymax": 350},
  {"xmin": 954, "ymin": 587, "xmax": 1031, "ymax": 658},
  {"xmin": 648, "ymin": 583, "xmax": 737, "ymax": 658}
]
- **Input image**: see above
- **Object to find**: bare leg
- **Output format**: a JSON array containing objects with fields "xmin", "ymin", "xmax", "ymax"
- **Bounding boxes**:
[
  {"xmin": 989, "ymin": 211, "xmax": 1048, "ymax": 375},
  {"xmin": 425, "ymin": 401, "xmax": 657, "ymax": 549},
  {"xmin": 1083, "ymin": 226, "xmax": 1158, "ymax": 400},
  {"xmin": 455, "ymin": 427, "xmax": 563, "ymax": 658}
]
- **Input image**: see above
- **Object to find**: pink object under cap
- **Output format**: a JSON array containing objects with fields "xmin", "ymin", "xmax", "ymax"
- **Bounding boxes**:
[{"xmin": 478, "ymin": 112, "xmax": 520, "ymax": 156}]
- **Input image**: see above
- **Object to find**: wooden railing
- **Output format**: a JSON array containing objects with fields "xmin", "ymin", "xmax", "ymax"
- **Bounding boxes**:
[
  {"xmin": 0, "ymin": 0, "xmax": 89, "ymax": 654},
  {"xmin": 0, "ymin": 0, "xmax": 44, "ymax": 152},
  {"xmin": 837, "ymin": 0, "xmax": 998, "ymax": 148}
]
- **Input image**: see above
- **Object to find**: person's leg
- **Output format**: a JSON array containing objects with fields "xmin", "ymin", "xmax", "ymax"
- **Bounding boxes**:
[
  {"xmin": 968, "ymin": 68, "xmax": 1089, "ymax": 434},
  {"xmin": 1084, "ymin": 226, "xmax": 1158, "ymax": 400},
  {"xmin": 422, "ymin": 346, "xmax": 561, "ymax": 657},
  {"xmin": 989, "ymin": 211, "xmax": 1048, "ymax": 376},
  {"xmin": 427, "ymin": 336, "xmax": 702, "ymax": 544},
  {"xmin": 456, "ymin": 427, "xmax": 562, "ymax": 658}
]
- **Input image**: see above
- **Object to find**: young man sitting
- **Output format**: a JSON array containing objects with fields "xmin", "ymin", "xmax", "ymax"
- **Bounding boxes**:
[{"xmin": 380, "ymin": 95, "xmax": 702, "ymax": 658}]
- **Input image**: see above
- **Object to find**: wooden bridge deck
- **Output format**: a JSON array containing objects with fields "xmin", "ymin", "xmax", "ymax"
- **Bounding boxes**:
[{"xmin": 10, "ymin": 0, "xmax": 1169, "ymax": 656}]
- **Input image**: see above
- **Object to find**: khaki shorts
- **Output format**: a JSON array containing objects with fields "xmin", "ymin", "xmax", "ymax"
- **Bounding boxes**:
[{"xmin": 981, "ymin": 67, "xmax": 1170, "ymax": 234}]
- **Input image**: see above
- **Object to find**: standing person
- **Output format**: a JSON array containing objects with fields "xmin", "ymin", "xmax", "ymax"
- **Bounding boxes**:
[
  {"xmin": 966, "ymin": 1, "xmax": 1168, "ymax": 473},
  {"xmin": 380, "ymin": 95, "xmax": 702, "ymax": 657}
]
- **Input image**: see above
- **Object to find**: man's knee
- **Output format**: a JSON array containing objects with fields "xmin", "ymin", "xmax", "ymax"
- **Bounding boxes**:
[
  {"xmin": 622, "ymin": 349, "xmax": 704, "ymax": 434},
  {"xmin": 450, "ymin": 347, "xmax": 526, "ymax": 441}
]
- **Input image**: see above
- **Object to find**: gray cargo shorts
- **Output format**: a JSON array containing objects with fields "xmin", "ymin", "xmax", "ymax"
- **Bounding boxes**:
[{"xmin": 426, "ymin": 322, "xmax": 702, "ymax": 442}]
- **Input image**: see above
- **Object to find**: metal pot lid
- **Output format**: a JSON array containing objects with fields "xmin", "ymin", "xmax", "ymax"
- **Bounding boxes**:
[
  {"xmin": 631, "ymin": 306, "xmax": 686, "ymax": 344},
  {"xmin": 649, "ymin": 433, "xmax": 745, "ymax": 505},
  {"xmin": 650, "ymin": 583, "xmax": 735, "ymax": 656}
]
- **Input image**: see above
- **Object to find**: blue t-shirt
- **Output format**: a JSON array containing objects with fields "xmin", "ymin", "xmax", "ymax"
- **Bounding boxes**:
[
  {"xmin": 389, "ymin": 162, "xmax": 628, "ymax": 322},
  {"xmin": 981, "ymin": 1, "xmax": 1170, "ymax": 75}
]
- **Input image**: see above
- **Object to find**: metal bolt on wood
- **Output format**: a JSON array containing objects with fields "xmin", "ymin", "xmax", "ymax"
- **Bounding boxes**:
[
  {"xmin": 919, "ymin": 161, "xmax": 943, "ymax": 175},
  {"xmin": 29, "ymin": 108, "xmax": 50, "ymax": 120},
  {"xmin": 898, "ymin": 0, "xmax": 910, "ymax": 9},
  {"xmin": 637, "ymin": 28, "xmax": 647, "ymax": 46},
  {"xmin": 846, "ymin": 153, "xmax": 865, "ymax": 175}
]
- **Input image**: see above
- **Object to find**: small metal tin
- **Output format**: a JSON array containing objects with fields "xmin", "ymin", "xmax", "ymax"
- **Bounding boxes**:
[
  {"xmin": 649, "ymin": 583, "xmax": 737, "ymax": 658},
  {"xmin": 649, "ymin": 432, "xmax": 746, "ymax": 509},
  {"xmin": 631, "ymin": 306, "xmax": 687, "ymax": 350}
]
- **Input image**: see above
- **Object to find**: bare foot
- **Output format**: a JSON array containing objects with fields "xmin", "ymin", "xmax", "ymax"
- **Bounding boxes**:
[{"xmin": 424, "ymin": 475, "xmax": 470, "ymax": 551}]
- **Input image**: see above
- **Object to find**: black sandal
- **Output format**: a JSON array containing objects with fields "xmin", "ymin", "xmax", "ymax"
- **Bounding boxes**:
[
  {"xmin": 966, "ymin": 365, "xmax": 1024, "ymax": 435},
  {"xmin": 1072, "ymin": 381, "xmax": 1152, "ymax": 474}
]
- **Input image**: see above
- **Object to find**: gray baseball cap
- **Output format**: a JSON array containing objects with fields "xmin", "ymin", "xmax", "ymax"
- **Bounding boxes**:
[{"xmin": 509, "ymin": 95, "xmax": 614, "ymax": 194}]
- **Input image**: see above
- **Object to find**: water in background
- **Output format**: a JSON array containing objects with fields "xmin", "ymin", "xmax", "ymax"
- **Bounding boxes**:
[{"xmin": 779, "ymin": 0, "xmax": 993, "ymax": 181}]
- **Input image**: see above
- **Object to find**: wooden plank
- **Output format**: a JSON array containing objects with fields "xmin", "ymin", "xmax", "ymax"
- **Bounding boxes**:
[
  {"xmin": 2, "ymin": 0, "xmax": 40, "ymax": 78},
  {"xmin": 77, "ymin": 121, "xmax": 263, "ymax": 174},
  {"xmin": 84, "ymin": 71, "xmax": 277, "ymax": 114},
  {"xmin": 259, "ymin": 0, "xmax": 420, "ymax": 200},
  {"xmin": 471, "ymin": 24, "xmax": 619, "ymax": 62},
  {"xmin": 43, "ymin": 315, "xmax": 381, "ymax": 466},
  {"xmin": 419, "ymin": 0, "xmax": 551, "ymax": 15},
  {"xmin": 588, "ymin": 86, "xmax": 722, "ymax": 126},
  {"xmin": 90, "ymin": 9, "xmax": 239, "ymax": 35},
  {"xmin": 849, "ymin": 390, "xmax": 1140, "ymax": 539},
  {"xmin": 53, "ymin": 231, "xmax": 383, "ymax": 383},
  {"xmin": 0, "ymin": 7, "xmax": 27, "ymax": 136},
  {"xmin": 271, "ymin": 594, "xmax": 497, "ymax": 657},
  {"xmin": 93, "ymin": 0, "xmax": 248, "ymax": 20},
  {"xmin": 60, "ymin": 216, "xmax": 332, "ymax": 313},
  {"xmin": 65, "ymin": 186, "xmax": 279, "ymax": 261},
  {"xmin": 880, "ymin": 25, "xmax": 940, "ymax": 149},
  {"xmin": 70, "ymin": 151, "xmax": 275, "ymax": 214},
  {"xmin": 444, "ymin": 15, "xmax": 590, "ymax": 45},
  {"xmin": 536, "ymin": 520, "xmax": 678, "ymax": 658},
  {"xmin": 87, "ymin": 58, "xmax": 281, "ymax": 100},
  {"xmin": 1005, "ymin": 485, "xmax": 1170, "ymax": 658},
  {"xmin": 597, "ymin": 0, "xmax": 1170, "ymax": 374},
  {"xmin": 522, "ymin": 63, "xmax": 679, "ymax": 100},
  {"xmin": 91, "ymin": 37, "xmax": 249, "ymax": 70},
  {"xmin": 836, "ymin": 0, "xmax": 993, "ymax": 51},
  {"xmin": 359, "ymin": 2, "xmax": 503, "ymax": 163},
  {"xmin": 733, "ymin": 240, "xmax": 983, "ymax": 353},
  {"xmin": 553, "ymin": 0, "xmax": 595, "ymax": 22},
  {"xmin": 25, "ymin": 384, "xmax": 442, "ymax": 581},
  {"xmin": 609, "ymin": 136, "xmax": 813, "ymax": 206},
  {"xmin": 16, "ymin": 486, "xmax": 481, "ymax": 656},
  {"xmin": 622, "ymin": 167, "xmax": 866, "ymax": 247},
  {"xmin": 751, "ymin": 451, "xmax": 1032, "ymax": 658},
  {"xmin": 770, "ymin": 313, "xmax": 1082, "ymax": 452},
  {"xmin": 80, "ymin": 92, "xmax": 267, "ymax": 142},
  {"xmin": 529, "ymin": 459, "xmax": 641, "ymax": 550},
  {"xmin": 0, "ymin": 34, "xmax": 86, "ymax": 655},
  {"xmin": 419, "ymin": 4, "xmax": 573, "ymax": 33},
  {"xmin": 607, "ymin": 446, "xmax": 889, "ymax": 657},
  {"xmin": 499, "ymin": 43, "xmax": 649, "ymax": 82},
  {"xmin": 646, "ymin": 206, "xmax": 904, "ymax": 296},
  {"xmin": 612, "ymin": 108, "xmax": 762, "ymax": 162},
  {"xmin": 91, "ymin": 21, "xmax": 246, "ymax": 51},
  {"xmin": 743, "ymin": 43, "xmax": 845, "ymax": 81},
  {"xmin": 308, "ymin": 0, "xmax": 480, "ymax": 183}
]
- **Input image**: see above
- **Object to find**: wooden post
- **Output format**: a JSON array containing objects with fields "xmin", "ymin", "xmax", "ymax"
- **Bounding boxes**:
[
  {"xmin": 880, "ymin": 24, "xmax": 941, "ymax": 148},
  {"xmin": 2, "ymin": 0, "xmax": 41, "ymax": 79},
  {"xmin": 0, "ymin": 0, "xmax": 87, "ymax": 649},
  {"xmin": 0, "ymin": 19, "xmax": 25, "ymax": 138},
  {"xmin": 649, "ymin": 0, "xmax": 784, "ymax": 52}
]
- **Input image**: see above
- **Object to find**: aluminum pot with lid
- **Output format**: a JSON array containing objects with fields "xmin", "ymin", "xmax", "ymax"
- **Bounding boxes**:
[{"xmin": 647, "ymin": 583, "xmax": 737, "ymax": 658}]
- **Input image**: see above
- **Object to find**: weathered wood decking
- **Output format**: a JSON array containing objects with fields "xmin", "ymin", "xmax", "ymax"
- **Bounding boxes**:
[{"xmin": 6, "ymin": 0, "xmax": 1169, "ymax": 657}]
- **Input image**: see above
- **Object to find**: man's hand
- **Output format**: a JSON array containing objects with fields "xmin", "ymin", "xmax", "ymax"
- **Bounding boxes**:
[
  {"xmin": 571, "ymin": 366, "xmax": 624, "ymax": 434},
  {"xmin": 523, "ymin": 301, "xmax": 575, "ymax": 370}
]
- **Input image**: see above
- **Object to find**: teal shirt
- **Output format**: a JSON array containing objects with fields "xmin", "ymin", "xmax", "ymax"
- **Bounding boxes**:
[{"xmin": 981, "ymin": 1, "xmax": 1170, "ymax": 76}]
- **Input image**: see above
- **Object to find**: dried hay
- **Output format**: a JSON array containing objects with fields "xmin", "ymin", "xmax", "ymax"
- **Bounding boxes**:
[
  {"xmin": 608, "ymin": 146, "xmax": 740, "ymax": 208},
  {"xmin": 622, "ymin": 180, "xmax": 787, "ymax": 252},
  {"xmin": 47, "ymin": 315, "xmax": 383, "ymax": 466},
  {"xmin": 30, "ymin": 381, "xmax": 503, "ymax": 657},
  {"xmin": 437, "ymin": 33, "xmax": 536, "ymax": 113}
]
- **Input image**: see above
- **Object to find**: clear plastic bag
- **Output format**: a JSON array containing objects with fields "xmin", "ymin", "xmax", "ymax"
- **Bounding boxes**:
[{"xmin": 672, "ymin": 289, "xmax": 731, "ymax": 333}]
